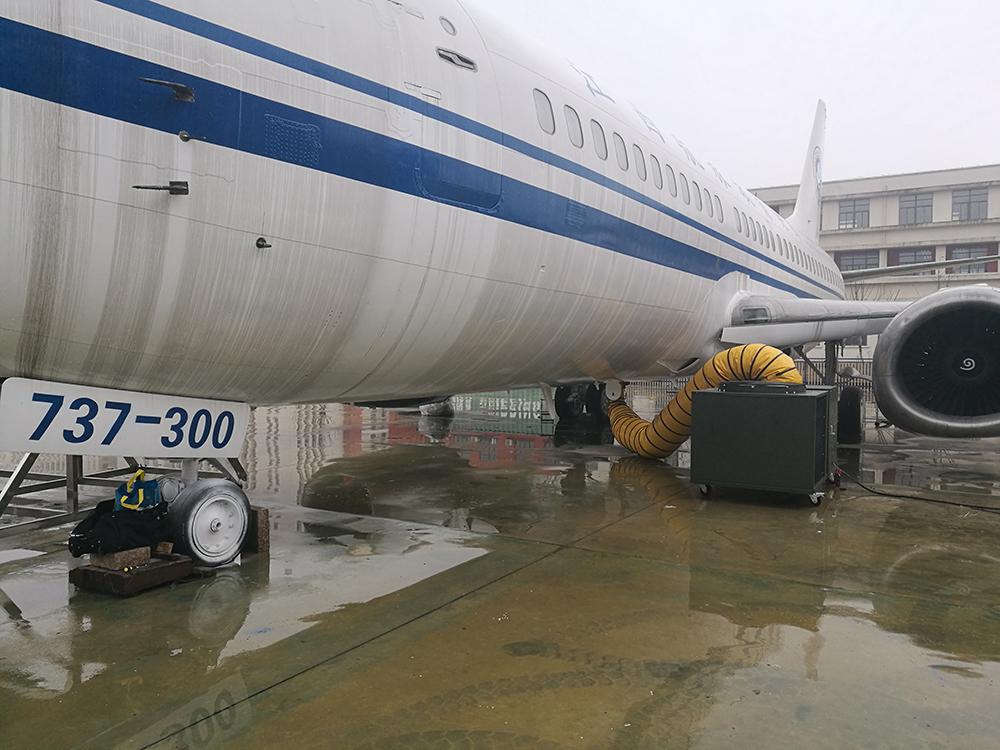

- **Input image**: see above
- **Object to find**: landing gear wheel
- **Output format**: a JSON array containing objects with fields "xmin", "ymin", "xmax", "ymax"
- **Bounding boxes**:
[
  {"xmin": 837, "ymin": 385, "xmax": 863, "ymax": 445},
  {"xmin": 555, "ymin": 385, "xmax": 587, "ymax": 421},
  {"xmin": 168, "ymin": 478, "xmax": 250, "ymax": 567},
  {"xmin": 585, "ymin": 383, "xmax": 610, "ymax": 419}
]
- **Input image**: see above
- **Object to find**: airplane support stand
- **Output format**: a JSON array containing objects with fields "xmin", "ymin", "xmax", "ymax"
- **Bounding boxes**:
[
  {"xmin": 0, "ymin": 455, "xmax": 247, "ymax": 539},
  {"xmin": 540, "ymin": 384, "xmax": 557, "ymax": 423}
]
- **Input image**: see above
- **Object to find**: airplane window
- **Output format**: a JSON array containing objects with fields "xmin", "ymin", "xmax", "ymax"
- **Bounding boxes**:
[
  {"xmin": 613, "ymin": 133, "xmax": 628, "ymax": 170},
  {"xmin": 755, "ymin": 221, "xmax": 763, "ymax": 244},
  {"xmin": 679, "ymin": 173, "xmax": 690, "ymax": 204},
  {"xmin": 591, "ymin": 120, "xmax": 608, "ymax": 160},
  {"xmin": 663, "ymin": 163, "xmax": 678, "ymax": 197},
  {"xmin": 649, "ymin": 154, "xmax": 663, "ymax": 189},
  {"xmin": 714, "ymin": 195, "xmax": 724, "ymax": 222},
  {"xmin": 741, "ymin": 212, "xmax": 750, "ymax": 237},
  {"xmin": 733, "ymin": 207, "xmax": 741, "ymax": 228},
  {"xmin": 704, "ymin": 189, "xmax": 713, "ymax": 217},
  {"xmin": 533, "ymin": 89, "xmax": 555, "ymax": 134},
  {"xmin": 750, "ymin": 219, "xmax": 758, "ymax": 242},
  {"xmin": 633, "ymin": 145, "xmax": 647, "ymax": 180},
  {"xmin": 768, "ymin": 230, "xmax": 775, "ymax": 250},
  {"xmin": 564, "ymin": 106, "xmax": 584, "ymax": 148},
  {"xmin": 691, "ymin": 181, "xmax": 703, "ymax": 210}
]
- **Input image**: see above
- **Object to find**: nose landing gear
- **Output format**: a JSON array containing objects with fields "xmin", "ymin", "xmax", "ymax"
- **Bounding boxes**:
[{"xmin": 166, "ymin": 461, "xmax": 251, "ymax": 567}]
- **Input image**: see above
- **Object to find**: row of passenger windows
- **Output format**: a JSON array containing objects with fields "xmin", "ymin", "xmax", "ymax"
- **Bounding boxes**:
[{"xmin": 532, "ymin": 88, "xmax": 842, "ymax": 288}]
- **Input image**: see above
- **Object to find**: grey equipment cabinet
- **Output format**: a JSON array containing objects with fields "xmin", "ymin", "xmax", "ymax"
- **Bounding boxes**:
[{"xmin": 690, "ymin": 382, "xmax": 838, "ymax": 494}]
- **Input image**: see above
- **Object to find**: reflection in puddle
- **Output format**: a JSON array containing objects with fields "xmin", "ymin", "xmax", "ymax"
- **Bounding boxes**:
[{"xmin": 5, "ymin": 390, "xmax": 1000, "ymax": 749}]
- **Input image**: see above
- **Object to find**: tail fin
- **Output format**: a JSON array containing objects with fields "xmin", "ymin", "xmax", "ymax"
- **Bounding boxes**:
[{"xmin": 787, "ymin": 100, "xmax": 826, "ymax": 242}]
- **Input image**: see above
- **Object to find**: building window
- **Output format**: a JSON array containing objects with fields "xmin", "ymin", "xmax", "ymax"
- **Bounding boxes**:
[
  {"xmin": 898, "ymin": 193, "xmax": 932, "ymax": 225},
  {"xmin": 533, "ymin": 89, "xmax": 555, "ymax": 134},
  {"xmin": 564, "ymin": 105, "xmax": 583, "ymax": 147},
  {"xmin": 835, "ymin": 249, "xmax": 879, "ymax": 271},
  {"xmin": 888, "ymin": 247, "xmax": 934, "ymax": 275},
  {"xmin": 838, "ymin": 199, "xmax": 870, "ymax": 229},
  {"xmin": 947, "ymin": 245, "xmax": 996, "ymax": 274},
  {"xmin": 590, "ymin": 120, "xmax": 608, "ymax": 160},
  {"xmin": 952, "ymin": 187, "xmax": 988, "ymax": 221}
]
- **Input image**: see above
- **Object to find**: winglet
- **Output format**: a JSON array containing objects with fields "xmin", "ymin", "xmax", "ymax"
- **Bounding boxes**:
[{"xmin": 787, "ymin": 100, "xmax": 826, "ymax": 242}]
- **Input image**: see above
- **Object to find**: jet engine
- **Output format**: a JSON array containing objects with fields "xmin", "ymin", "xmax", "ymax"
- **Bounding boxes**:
[{"xmin": 873, "ymin": 286, "xmax": 1000, "ymax": 437}]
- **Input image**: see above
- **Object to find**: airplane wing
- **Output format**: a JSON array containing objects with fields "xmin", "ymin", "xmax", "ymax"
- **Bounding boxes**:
[{"xmin": 720, "ymin": 294, "xmax": 908, "ymax": 348}]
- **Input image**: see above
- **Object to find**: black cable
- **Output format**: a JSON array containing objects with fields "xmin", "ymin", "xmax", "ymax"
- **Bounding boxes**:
[{"xmin": 834, "ymin": 463, "xmax": 1000, "ymax": 514}]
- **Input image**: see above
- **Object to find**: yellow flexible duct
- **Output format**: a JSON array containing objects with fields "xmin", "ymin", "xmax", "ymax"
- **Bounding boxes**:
[{"xmin": 608, "ymin": 344, "xmax": 802, "ymax": 459}]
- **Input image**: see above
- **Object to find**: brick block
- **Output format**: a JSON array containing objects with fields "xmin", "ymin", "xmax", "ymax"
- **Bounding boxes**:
[
  {"xmin": 90, "ymin": 547, "xmax": 150, "ymax": 571},
  {"xmin": 242, "ymin": 505, "xmax": 269, "ymax": 556}
]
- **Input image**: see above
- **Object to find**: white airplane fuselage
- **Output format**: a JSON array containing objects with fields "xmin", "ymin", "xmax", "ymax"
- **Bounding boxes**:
[{"xmin": 1, "ymin": 0, "xmax": 844, "ymax": 407}]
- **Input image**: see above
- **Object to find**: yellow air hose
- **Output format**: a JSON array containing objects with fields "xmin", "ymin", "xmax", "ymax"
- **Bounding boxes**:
[{"xmin": 608, "ymin": 344, "xmax": 802, "ymax": 459}]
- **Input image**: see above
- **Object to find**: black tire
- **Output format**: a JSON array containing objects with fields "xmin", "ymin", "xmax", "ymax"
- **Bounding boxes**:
[
  {"xmin": 168, "ymin": 479, "xmax": 250, "ymax": 567},
  {"xmin": 838, "ymin": 385, "xmax": 864, "ymax": 445},
  {"xmin": 555, "ymin": 385, "xmax": 587, "ymax": 421},
  {"xmin": 585, "ymin": 383, "xmax": 610, "ymax": 419}
]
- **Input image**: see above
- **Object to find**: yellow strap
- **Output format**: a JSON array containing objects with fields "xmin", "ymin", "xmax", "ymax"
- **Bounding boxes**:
[
  {"xmin": 119, "ymin": 488, "xmax": 144, "ymax": 510},
  {"xmin": 125, "ymin": 469, "xmax": 145, "ymax": 493}
]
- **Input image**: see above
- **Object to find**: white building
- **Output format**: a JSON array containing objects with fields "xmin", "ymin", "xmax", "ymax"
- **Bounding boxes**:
[{"xmin": 754, "ymin": 164, "xmax": 1000, "ymax": 352}]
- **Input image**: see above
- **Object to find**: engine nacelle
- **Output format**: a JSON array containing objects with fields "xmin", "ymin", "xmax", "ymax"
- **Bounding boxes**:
[{"xmin": 873, "ymin": 286, "xmax": 1000, "ymax": 437}]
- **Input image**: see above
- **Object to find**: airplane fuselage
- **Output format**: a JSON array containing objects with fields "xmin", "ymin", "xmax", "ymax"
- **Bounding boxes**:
[{"xmin": 1, "ymin": 0, "xmax": 843, "ymax": 406}]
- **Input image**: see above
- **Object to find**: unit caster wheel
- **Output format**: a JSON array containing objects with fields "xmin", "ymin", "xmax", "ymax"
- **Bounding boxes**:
[
  {"xmin": 168, "ymin": 478, "xmax": 250, "ymax": 567},
  {"xmin": 809, "ymin": 493, "xmax": 823, "ymax": 507},
  {"xmin": 699, "ymin": 484, "xmax": 712, "ymax": 496}
]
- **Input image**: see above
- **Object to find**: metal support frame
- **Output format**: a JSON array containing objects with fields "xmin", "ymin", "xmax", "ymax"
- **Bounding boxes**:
[
  {"xmin": 793, "ymin": 342, "xmax": 843, "ymax": 386},
  {"xmin": 0, "ymin": 455, "xmax": 247, "ymax": 538},
  {"xmin": 539, "ymin": 384, "xmax": 557, "ymax": 423},
  {"xmin": 824, "ymin": 340, "xmax": 839, "ymax": 386}
]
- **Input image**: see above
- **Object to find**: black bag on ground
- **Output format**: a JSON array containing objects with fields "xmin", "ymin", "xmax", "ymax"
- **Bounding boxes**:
[{"xmin": 68, "ymin": 499, "xmax": 171, "ymax": 557}]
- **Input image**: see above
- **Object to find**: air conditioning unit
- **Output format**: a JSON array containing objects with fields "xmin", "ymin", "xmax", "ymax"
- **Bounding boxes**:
[{"xmin": 690, "ymin": 382, "xmax": 837, "ymax": 495}]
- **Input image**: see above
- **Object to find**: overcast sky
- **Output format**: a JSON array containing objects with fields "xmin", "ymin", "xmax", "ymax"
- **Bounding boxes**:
[{"xmin": 478, "ymin": 0, "xmax": 1000, "ymax": 190}]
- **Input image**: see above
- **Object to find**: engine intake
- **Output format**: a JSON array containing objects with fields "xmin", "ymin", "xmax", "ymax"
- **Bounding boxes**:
[{"xmin": 873, "ymin": 286, "xmax": 1000, "ymax": 437}]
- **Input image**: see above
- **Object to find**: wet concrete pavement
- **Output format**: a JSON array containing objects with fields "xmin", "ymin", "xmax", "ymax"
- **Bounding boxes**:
[{"xmin": 3, "ymin": 390, "xmax": 1000, "ymax": 749}]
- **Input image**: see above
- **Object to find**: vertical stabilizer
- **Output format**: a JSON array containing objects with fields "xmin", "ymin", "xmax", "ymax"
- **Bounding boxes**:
[{"xmin": 787, "ymin": 100, "xmax": 826, "ymax": 241}]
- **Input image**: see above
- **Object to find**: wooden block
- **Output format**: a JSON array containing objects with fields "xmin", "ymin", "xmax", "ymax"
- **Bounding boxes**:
[
  {"xmin": 90, "ymin": 547, "xmax": 150, "ymax": 571},
  {"xmin": 241, "ymin": 505, "xmax": 269, "ymax": 556},
  {"xmin": 70, "ymin": 554, "xmax": 193, "ymax": 596},
  {"xmin": 156, "ymin": 541, "xmax": 174, "ymax": 554}
]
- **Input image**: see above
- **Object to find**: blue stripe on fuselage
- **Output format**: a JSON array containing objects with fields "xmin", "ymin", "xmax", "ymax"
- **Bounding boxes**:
[
  {"xmin": 0, "ymin": 16, "xmax": 823, "ymax": 298},
  {"xmin": 90, "ymin": 0, "xmax": 837, "ymax": 297}
]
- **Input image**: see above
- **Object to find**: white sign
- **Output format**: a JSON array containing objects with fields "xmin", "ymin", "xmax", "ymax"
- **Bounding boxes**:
[{"xmin": 0, "ymin": 378, "xmax": 250, "ymax": 457}]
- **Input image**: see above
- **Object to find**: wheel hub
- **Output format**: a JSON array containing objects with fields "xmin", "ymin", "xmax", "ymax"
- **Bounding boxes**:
[{"xmin": 190, "ymin": 495, "xmax": 247, "ymax": 563}]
